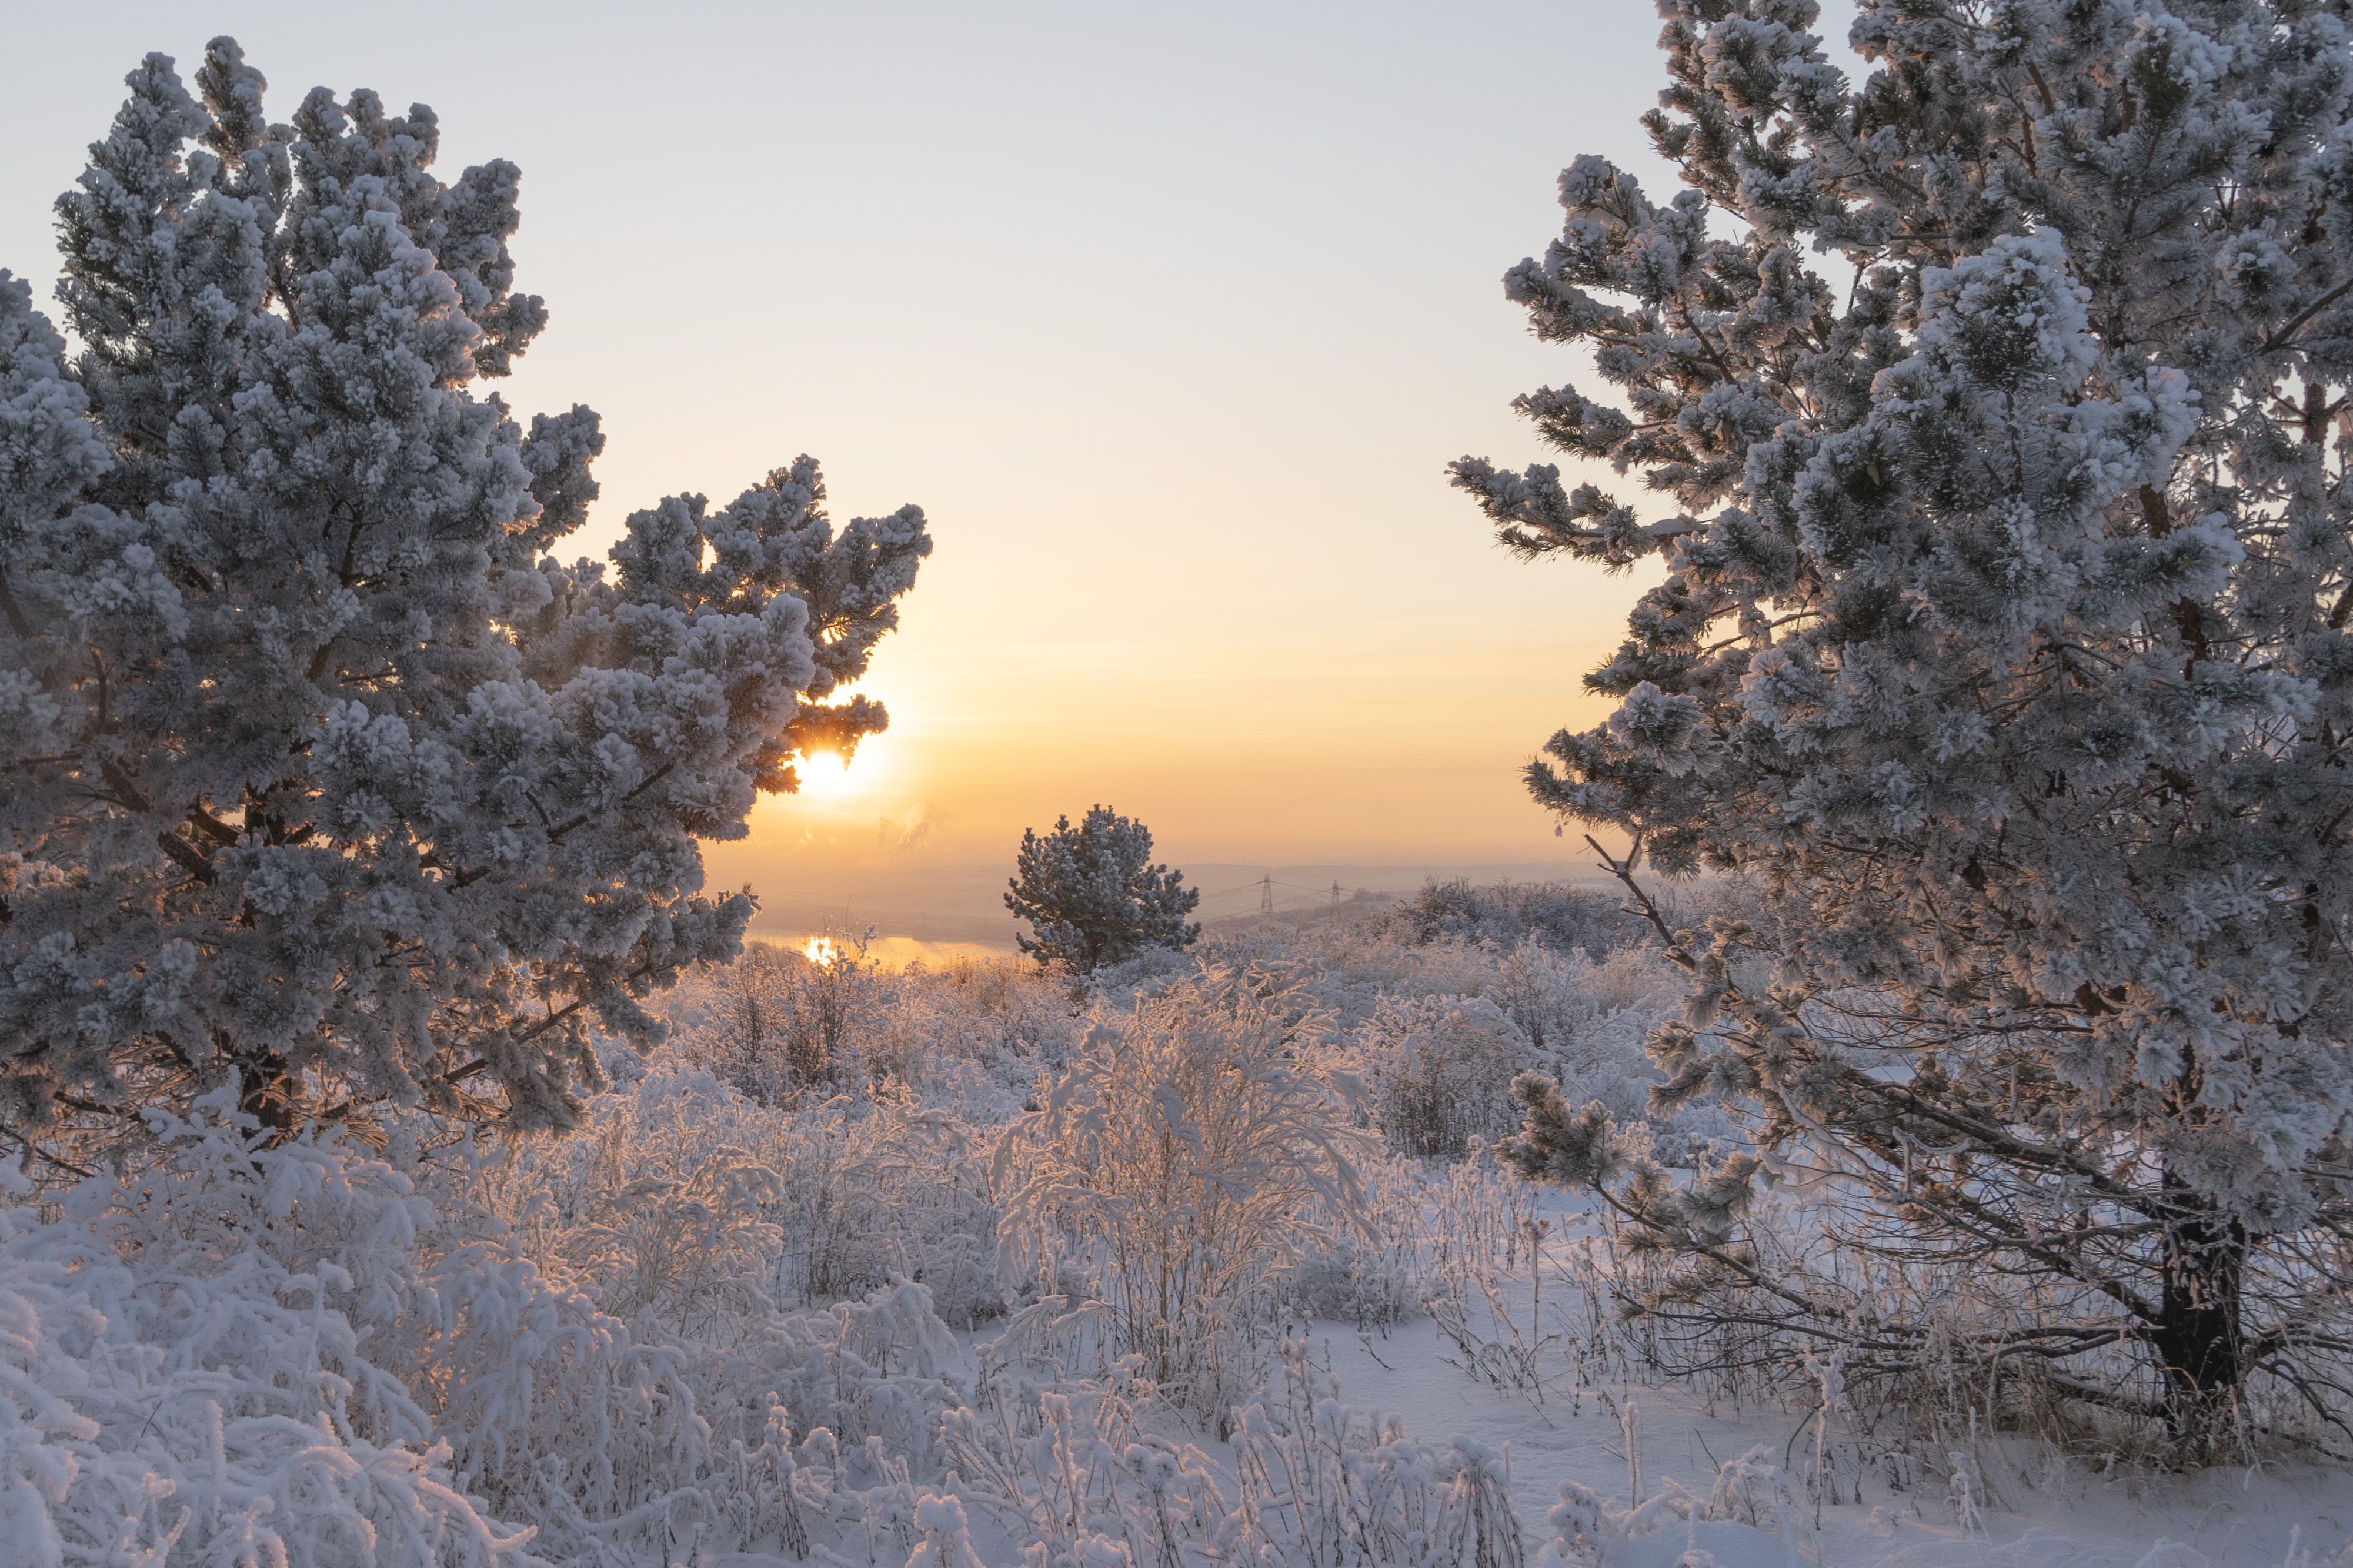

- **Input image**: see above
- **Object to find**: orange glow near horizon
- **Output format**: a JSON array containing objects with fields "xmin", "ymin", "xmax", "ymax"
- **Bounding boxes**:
[
  {"xmin": 725, "ymin": 611, "xmax": 1643, "ymax": 882},
  {"xmin": 18, "ymin": 4, "xmax": 1692, "ymax": 925},
  {"xmin": 0, "ymin": 5, "xmax": 1683, "ymax": 918}
]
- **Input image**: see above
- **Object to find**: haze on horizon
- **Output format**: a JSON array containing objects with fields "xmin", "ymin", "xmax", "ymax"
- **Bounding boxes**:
[{"xmin": 1, "ymin": 2, "xmax": 1848, "ymax": 930}]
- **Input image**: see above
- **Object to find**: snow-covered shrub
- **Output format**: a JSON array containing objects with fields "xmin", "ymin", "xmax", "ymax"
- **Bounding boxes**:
[
  {"xmin": 875, "ymin": 955, "xmax": 1084, "ymax": 1116},
  {"xmin": 0, "ymin": 1089, "xmax": 540, "ymax": 1567},
  {"xmin": 905, "ymin": 1492, "xmax": 990, "ymax": 1568},
  {"xmin": 954, "ymin": 1343, "xmax": 1538, "ymax": 1567},
  {"xmin": 693, "ymin": 941, "xmax": 890, "ymax": 1105},
  {"xmin": 1382, "ymin": 879, "xmax": 1644, "ymax": 955},
  {"xmin": 0, "ymin": 1068, "xmax": 998, "ymax": 1566},
  {"xmin": 474, "ymin": 1056, "xmax": 1006, "ymax": 1332},
  {"xmin": 730, "ymin": 1282, "xmax": 963, "ymax": 1476},
  {"xmin": 953, "ymin": 1343, "xmax": 1540, "ymax": 1567},
  {"xmin": 1526, "ymin": 946, "xmax": 1677, "ymax": 1076},
  {"xmin": 996, "ymin": 963, "xmax": 1371, "ymax": 1431},
  {"xmin": 498, "ymin": 1273, "xmax": 969, "ymax": 1564},
  {"xmin": 1284, "ymin": 1142, "xmax": 1540, "ymax": 1333},
  {"xmin": 1531, "ymin": 1446, "xmax": 1798, "ymax": 1568},
  {"xmin": 920, "ymin": 953, "xmax": 1082, "ymax": 1057},
  {"xmin": 671, "ymin": 944, "xmax": 1074, "ymax": 1122},
  {"xmin": 945, "ymin": 1362, "xmax": 1228, "ymax": 1566},
  {"xmin": 81, "ymin": 1085, "xmax": 769, "ymax": 1564},
  {"xmin": 1210, "ymin": 915, "xmax": 1694, "ymax": 1171},
  {"xmin": 1228, "ymin": 1342, "xmax": 1526, "ymax": 1568},
  {"xmin": 756, "ymin": 1103, "xmax": 1003, "ymax": 1324},
  {"xmin": 472, "ymin": 1062, "xmax": 790, "ymax": 1339},
  {"xmin": 1356, "ymin": 994, "xmax": 1535, "ymax": 1158},
  {"xmin": 363, "ymin": 1088, "xmax": 973, "ymax": 1562},
  {"xmin": 1485, "ymin": 938, "xmax": 1590, "ymax": 1063}
]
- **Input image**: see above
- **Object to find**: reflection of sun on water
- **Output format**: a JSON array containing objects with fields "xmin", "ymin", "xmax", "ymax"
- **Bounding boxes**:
[{"xmin": 800, "ymin": 935, "xmax": 839, "ymax": 965}]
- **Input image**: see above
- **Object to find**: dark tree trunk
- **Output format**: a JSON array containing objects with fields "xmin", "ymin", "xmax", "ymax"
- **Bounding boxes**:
[
  {"xmin": 2150, "ymin": 1199, "xmax": 2246, "ymax": 1446},
  {"xmin": 234, "ymin": 1049, "xmax": 297, "ymax": 1142}
]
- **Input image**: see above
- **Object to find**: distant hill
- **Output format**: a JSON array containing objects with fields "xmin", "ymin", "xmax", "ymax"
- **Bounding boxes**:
[{"xmin": 747, "ymin": 860, "xmax": 1620, "ymax": 950}]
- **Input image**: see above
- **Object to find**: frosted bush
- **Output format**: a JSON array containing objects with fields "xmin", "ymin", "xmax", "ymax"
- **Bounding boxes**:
[
  {"xmin": 439, "ymin": 1067, "xmax": 987, "ymax": 1493},
  {"xmin": 1486, "ymin": 938, "xmax": 1588, "ymax": 1062},
  {"xmin": 953, "ymin": 1343, "xmax": 1536, "ymax": 1568},
  {"xmin": 86, "ymin": 1086, "xmax": 752, "ymax": 1564},
  {"xmin": 572, "ymin": 1019, "xmax": 1015, "ymax": 1326},
  {"xmin": 670, "ymin": 944, "xmax": 1075, "ymax": 1121},
  {"xmin": 1382, "ymin": 878, "xmax": 1644, "ymax": 954},
  {"xmin": 1218, "ymin": 918, "xmax": 1690, "ymax": 1169},
  {"xmin": 878, "ymin": 955, "xmax": 1084, "ymax": 1117},
  {"xmin": 906, "ymin": 1492, "xmax": 990, "ymax": 1568},
  {"xmin": 1229, "ymin": 1342, "xmax": 1526, "ymax": 1568},
  {"xmin": 762, "ymin": 1104, "xmax": 1003, "ymax": 1324},
  {"xmin": 472, "ymin": 1062, "xmax": 791, "ymax": 1338},
  {"xmin": 0, "ymin": 1069, "xmax": 1003, "ymax": 1566},
  {"xmin": 659, "ymin": 1091, "xmax": 1002, "ymax": 1325},
  {"xmin": 693, "ymin": 941, "xmax": 890, "ymax": 1105},
  {"xmin": 361, "ymin": 1108, "xmax": 970, "ymax": 1563},
  {"xmin": 1355, "ymin": 993, "xmax": 1534, "ymax": 1158},
  {"xmin": 1284, "ymin": 1145, "xmax": 1537, "ymax": 1330},
  {"xmin": 1532, "ymin": 1447, "xmax": 1798, "ymax": 1568},
  {"xmin": 0, "ymin": 1089, "xmax": 539, "ymax": 1568},
  {"xmin": 946, "ymin": 1362, "xmax": 1227, "ymax": 1567},
  {"xmin": 996, "ymin": 962, "xmax": 1371, "ymax": 1431}
]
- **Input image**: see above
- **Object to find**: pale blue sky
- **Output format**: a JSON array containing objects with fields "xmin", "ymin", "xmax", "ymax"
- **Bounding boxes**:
[{"xmin": 0, "ymin": 4, "xmax": 1863, "ymax": 906}]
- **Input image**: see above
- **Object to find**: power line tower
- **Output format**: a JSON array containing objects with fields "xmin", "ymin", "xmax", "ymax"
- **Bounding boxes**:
[
  {"xmin": 1260, "ymin": 875, "xmax": 1275, "ymax": 915},
  {"xmin": 1330, "ymin": 881, "xmax": 1341, "ymax": 912}
]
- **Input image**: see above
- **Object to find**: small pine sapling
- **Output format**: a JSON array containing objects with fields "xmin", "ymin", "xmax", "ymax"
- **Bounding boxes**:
[{"xmin": 1004, "ymin": 805, "xmax": 1200, "ymax": 972}]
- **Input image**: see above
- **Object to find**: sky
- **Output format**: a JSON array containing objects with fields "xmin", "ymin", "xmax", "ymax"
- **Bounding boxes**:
[{"xmin": 0, "ymin": 3, "xmax": 1861, "ymax": 937}]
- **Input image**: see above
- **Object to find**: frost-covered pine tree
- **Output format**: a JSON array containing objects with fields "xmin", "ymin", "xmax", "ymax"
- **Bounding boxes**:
[
  {"xmin": 1004, "ymin": 806, "xmax": 1200, "ymax": 971},
  {"xmin": 0, "ymin": 41, "xmax": 928, "ymax": 1156},
  {"xmin": 1458, "ymin": 1, "xmax": 2353, "ymax": 1442}
]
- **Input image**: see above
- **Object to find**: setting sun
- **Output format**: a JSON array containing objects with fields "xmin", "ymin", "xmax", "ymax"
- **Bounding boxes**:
[{"xmin": 792, "ymin": 746, "xmax": 874, "ymax": 801}]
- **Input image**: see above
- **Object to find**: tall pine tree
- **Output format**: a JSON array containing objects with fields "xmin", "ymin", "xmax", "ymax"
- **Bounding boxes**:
[
  {"xmin": 1460, "ymin": 1, "xmax": 2353, "ymax": 1444},
  {"xmin": 0, "ymin": 41, "xmax": 929, "ymax": 1157}
]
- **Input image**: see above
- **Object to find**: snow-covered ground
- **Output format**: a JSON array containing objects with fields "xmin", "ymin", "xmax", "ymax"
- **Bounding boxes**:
[
  {"xmin": 1310, "ymin": 1249, "xmax": 2352, "ymax": 1567},
  {"xmin": 942, "ymin": 1177, "xmax": 2352, "ymax": 1567},
  {"xmin": 7, "ymin": 898, "xmax": 2348, "ymax": 1566}
]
